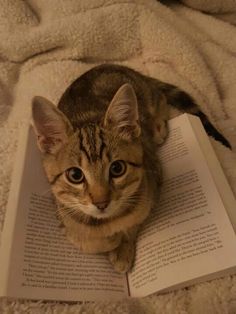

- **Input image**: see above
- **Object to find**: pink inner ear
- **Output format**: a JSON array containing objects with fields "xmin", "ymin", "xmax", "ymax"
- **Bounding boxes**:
[
  {"xmin": 104, "ymin": 83, "xmax": 140, "ymax": 138},
  {"xmin": 37, "ymin": 135, "xmax": 63, "ymax": 154},
  {"xmin": 35, "ymin": 115, "xmax": 62, "ymax": 135},
  {"xmin": 32, "ymin": 95, "xmax": 73, "ymax": 154},
  {"xmin": 33, "ymin": 116, "xmax": 69, "ymax": 154}
]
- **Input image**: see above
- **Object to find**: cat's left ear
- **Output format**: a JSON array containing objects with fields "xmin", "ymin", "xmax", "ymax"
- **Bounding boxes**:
[
  {"xmin": 32, "ymin": 96, "xmax": 73, "ymax": 154},
  {"xmin": 103, "ymin": 83, "xmax": 140, "ymax": 138}
]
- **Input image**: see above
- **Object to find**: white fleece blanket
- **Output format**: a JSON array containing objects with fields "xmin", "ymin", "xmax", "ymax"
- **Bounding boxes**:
[{"xmin": 0, "ymin": 0, "xmax": 236, "ymax": 312}]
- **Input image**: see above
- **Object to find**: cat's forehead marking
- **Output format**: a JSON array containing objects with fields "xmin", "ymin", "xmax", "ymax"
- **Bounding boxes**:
[{"xmin": 78, "ymin": 124, "xmax": 106, "ymax": 163}]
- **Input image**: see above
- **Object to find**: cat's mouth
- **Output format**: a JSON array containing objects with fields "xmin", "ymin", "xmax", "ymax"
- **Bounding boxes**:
[
  {"xmin": 76, "ymin": 200, "xmax": 125, "ymax": 220},
  {"xmin": 87, "ymin": 203, "xmax": 114, "ymax": 218}
]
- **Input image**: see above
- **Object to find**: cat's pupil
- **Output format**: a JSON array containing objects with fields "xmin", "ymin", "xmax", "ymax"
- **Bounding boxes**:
[
  {"xmin": 110, "ymin": 160, "xmax": 126, "ymax": 178},
  {"xmin": 66, "ymin": 167, "xmax": 84, "ymax": 184}
]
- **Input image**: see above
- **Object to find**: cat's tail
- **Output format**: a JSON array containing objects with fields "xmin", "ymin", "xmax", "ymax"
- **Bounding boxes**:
[{"xmin": 161, "ymin": 85, "xmax": 231, "ymax": 149}]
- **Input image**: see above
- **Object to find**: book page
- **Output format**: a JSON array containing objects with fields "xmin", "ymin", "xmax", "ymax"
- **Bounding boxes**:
[
  {"xmin": 189, "ymin": 115, "xmax": 236, "ymax": 232},
  {"xmin": 0, "ymin": 127, "xmax": 128, "ymax": 301},
  {"xmin": 128, "ymin": 114, "xmax": 236, "ymax": 297}
]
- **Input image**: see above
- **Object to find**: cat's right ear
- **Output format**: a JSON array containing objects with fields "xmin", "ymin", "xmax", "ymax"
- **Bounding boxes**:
[{"xmin": 32, "ymin": 96, "xmax": 73, "ymax": 154}]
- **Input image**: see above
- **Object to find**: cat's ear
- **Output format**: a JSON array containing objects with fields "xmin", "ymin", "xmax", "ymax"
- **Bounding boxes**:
[
  {"xmin": 32, "ymin": 96, "xmax": 73, "ymax": 154},
  {"xmin": 103, "ymin": 84, "xmax": 140, "ymax": 138}
]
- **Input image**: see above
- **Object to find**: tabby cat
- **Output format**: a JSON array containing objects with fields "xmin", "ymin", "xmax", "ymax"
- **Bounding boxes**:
[{"xmin": 32, "ymin": 64, "xmax": 230, "ymax": 273}]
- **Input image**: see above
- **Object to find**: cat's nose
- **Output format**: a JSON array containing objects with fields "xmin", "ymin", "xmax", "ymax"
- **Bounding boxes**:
[{"xmin": 94, "ymin": 201, "xmax": 109, "ymax": 211}]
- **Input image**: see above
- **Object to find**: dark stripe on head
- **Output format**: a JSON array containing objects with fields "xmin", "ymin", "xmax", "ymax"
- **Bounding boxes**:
[
  {"xmin": 79, "ymin": 129, "xmax": 91, "ymax": 162},
  {"xmin": 98, "ymin": 129, "xmax": 106, "ymax": 159},
  {"xmin": 79, "ymin": 125, "xmax": 107, "ymax": 162},
  {"xmin": 99, "ymin": 141, "xmax": 106, "ymax": 159},
  {"xmin": 87, "ymin": 124, "xmax": 97, "ymax": 162}
]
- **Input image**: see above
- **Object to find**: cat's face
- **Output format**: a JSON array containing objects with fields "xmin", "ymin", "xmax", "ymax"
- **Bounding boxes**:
[
  {"xmin": 32, "ymin": 84, "xmax": 145, "ymax": 220},
  {"xmin": 43, "ymin": 125, "xmax": 143, "ymax": 219}
]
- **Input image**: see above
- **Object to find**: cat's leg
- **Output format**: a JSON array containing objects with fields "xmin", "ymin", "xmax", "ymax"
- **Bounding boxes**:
[
  {"xmin": 151, "ymin": 93, "xmax": 169, "ymax": 145},
  {"xmin": 108, "ymin": 226, "xmax": 138, "ymax": 273},
  {"xmin": 153, "ymin": 118, "xmax": 168, "ymax": 144},
  {"xmin": 66, "ymin": 230, "xmax": 122, "ymax": 253}
]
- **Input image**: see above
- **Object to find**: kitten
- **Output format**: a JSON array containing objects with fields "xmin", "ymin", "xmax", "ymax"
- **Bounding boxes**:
[{"xmin": 32, "ymin": 64, "xmax": 230, "ymax": 273}]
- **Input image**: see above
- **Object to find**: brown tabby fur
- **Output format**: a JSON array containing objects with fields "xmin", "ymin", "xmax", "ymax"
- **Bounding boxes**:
[{"xmin": 32, "ymin": 64, "xmax": 229, "ymax": 273}]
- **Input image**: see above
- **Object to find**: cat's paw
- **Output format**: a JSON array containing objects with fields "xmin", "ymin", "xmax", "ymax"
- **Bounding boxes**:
[
  {"xmin": 154, "ymin": 119, "xmax": 168, "ymax": 145},
  {"xmin": 109, "ymin": 243, "xmax": 135, "ymax": 273}
]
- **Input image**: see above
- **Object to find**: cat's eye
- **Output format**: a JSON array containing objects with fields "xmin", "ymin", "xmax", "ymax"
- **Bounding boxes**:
[
  {"xmin": 65, "ymin": 167, "xmax": 84, "ymax": 184},
  {"xmin": 109, "ymin": 160, "xmax": 126, "ymax": 178}
]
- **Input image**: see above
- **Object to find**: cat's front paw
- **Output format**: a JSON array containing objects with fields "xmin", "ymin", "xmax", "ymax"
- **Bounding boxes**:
[{"xmin": 109, "ymin": 242, "xmax": 135, "ymax": 273}]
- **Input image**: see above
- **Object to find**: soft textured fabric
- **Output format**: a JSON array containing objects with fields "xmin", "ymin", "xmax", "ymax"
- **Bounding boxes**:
[
  {"xmin": 179, "ymin": 0, "xmax": 236, "ymax": 24},
  {"xmin": 0, "ymin": 0, "xmax": 236, "ymax": 312}
]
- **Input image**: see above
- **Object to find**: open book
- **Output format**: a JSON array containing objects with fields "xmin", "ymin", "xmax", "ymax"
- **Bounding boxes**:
[{"xmin": 1, "ymin": 114, "xmax": 236, "ymax": 301}]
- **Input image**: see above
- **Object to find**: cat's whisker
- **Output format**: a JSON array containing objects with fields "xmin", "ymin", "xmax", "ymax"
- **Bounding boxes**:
[
  {"xmin": 59, "ymin": 200, "xmax": 88, "ymax": 208},
  {"xmin": 57, "ymin": 202, "xmax": 91, "ymax": 221},
  {"xmin": 41, "ymin": 187, "xmax": 53, "ymax": 196},
  {"xmin": 120, "ymin": 194, "xmax": 151, "ymax": 208},
  {"xmin": 60, "ymin": 209, "xmax": 79, "ymax": 220}
]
